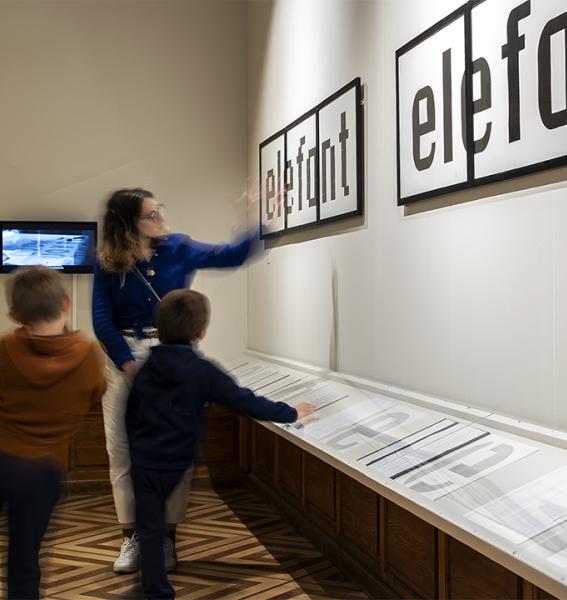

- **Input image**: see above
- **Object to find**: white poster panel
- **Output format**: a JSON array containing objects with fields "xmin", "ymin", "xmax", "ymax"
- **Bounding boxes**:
[
  {"xmin": 268, "ymin": 376, "xmax": 323, "ymax": 404},
  {"xmin": 472, "ymin": 0, "xmax": 567, "ymax": 179},
  {"xmin": 394, "ymin": 433, "xmax": 536, "ymax": 501},
  {"xmin": 304, "ymin": 395, "xmax": 444, "ymax": 462},
  {"xmin": 285, "ymin": 381, "xmax": 350, "ymax": 412},
  {"xmin": 358, "ymin": 419, "xmax": 458, "ymax": 468},
  {"xmin": 319, "ymin": 86, "xmax": 359, "ymax": 220},
  {"xmin": 365, "ymin": 424, "xmax": 489, "ymax": 479},
  {"xmin": 464, "ymin": 465, "xmax": 567, "ymax": 544},
  {"xmin": 302, "ymin": 396, "xmax": 395, "ymax": 441},
  {"xmin": 260, "ymin": 135, "xmax": 285, "ymax": 234},
  {"xmin": 398, "ymin": 14, "xmax": 468, "ymax": 201},
  {"xmin": 525, "ymin": 523, "xmax": 567, "ymax": 569},
  {"xmin": 286, "ymin": 114, "xmax": 318, "ymax": 229}
]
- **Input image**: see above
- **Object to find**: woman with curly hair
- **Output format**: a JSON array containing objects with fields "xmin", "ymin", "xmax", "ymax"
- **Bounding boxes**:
[{"xmin": 92, "ymin": 187, "xmax": 257, "ymax": 574}]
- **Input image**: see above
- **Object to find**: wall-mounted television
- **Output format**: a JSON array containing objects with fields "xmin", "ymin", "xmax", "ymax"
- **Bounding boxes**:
[{"xmin": 0, "ymin": 221, "xmax": 97, "ymax": 274}]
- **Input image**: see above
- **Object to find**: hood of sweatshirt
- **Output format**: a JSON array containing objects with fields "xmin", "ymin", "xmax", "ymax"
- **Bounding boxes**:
[
  {"xmin": 143, "ymin": 344, "xmax": 197, "ymax": 387},
  {"xmin": 4, "ymin": 327, "xmax": 94, "ymax": 387}
]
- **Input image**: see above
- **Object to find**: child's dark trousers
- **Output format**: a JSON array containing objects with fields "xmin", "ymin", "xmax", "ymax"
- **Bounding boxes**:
[
  {"xmin": 131, "ymin": 465, "xmax": 185, "ymax": 600},
  {"xmin": 0, "ymin": 451, "xmax": 61, "ymax": 600}
]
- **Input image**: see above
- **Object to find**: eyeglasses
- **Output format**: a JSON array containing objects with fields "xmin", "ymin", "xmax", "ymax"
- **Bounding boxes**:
[{"xmin": 140, "ymin": 204, "xmax": 166, "ymax": 222}]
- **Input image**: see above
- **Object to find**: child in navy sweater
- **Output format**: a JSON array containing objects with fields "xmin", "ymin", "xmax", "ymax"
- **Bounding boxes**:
[{"xmin": 126, "ymin": 289, "xmax": 314, "ymax": 600}]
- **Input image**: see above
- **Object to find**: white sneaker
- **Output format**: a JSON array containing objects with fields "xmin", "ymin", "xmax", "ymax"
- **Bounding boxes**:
[
  {"xmin": 113, "ymin": 533, "xmax": 140, "ymax": 574},
  {"xmin": 164, "ymin": 537, "xmax": 177, "ymax": 573}
]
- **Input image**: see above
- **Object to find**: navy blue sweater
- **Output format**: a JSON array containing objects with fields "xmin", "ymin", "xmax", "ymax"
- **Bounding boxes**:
[
  {"xmin": 92, "ymin": 232, "xmax": 256, "ymax": 369},
  {"xmin": 126, "ymin": 345, "xmax": 298, "ymax": 470}
]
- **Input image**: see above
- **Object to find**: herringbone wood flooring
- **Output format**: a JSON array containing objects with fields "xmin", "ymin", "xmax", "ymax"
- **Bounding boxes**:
[{"xmin": 0, "ymin": 486, "xmax": 372, "ymax": 599}]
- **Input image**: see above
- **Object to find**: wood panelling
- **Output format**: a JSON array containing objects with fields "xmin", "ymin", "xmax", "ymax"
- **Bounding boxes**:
[
  {"xmin": 339, "ymin": 473, "xmax": 379, "ymax": 562},
  {"xmin": 535, "ymin": 588, "xmax": 558, "ymax": 600},
  {"xmin": 205, "ymin": 417, "xmax": 237, "ymax": 463},
  {"xmin": 522, "ymin": 582, "xmax": 559, "ymax": 600},
  {"xmin": 384, "ymin": 501, "xmax": 437, "ymax": 599},
  {"xmin": 238, "ymin": 415, "xmax": 250, "ymax": 471},
  {"xmin": 277, "ymin": 436, "xmax": 302, "ymax": 501},
  {"xmin": 304, "ymin": 451, "xmax": 336, "ymax": 523},
  {"xmin": 438, "ymin": 531, "xmax": 449, "ymax": 599},
  {"xmin": 446, "ymin": 537, "xmax": 522, "ymax": 599},
  {"xmin": 68, "ymin": 410, "xmax": 109, "ymax": 482},
  {"xmin": 65, "ymin": 398, "xmax": 247, "ymax": 486},
  {"xmin": 206, "ymin": 408, "xmax": 248, "ymax": 486},
  {"xmin": 251, "ymin": 422, "xmax": 276, "ymax": 484},
  {"xmin": 70, "ymin": 417, "xmax": 108, "ymax": 468}
]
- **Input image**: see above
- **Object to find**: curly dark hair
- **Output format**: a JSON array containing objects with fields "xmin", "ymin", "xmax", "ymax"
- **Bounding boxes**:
[{"xmin": 99, "ymin": 188, "xmax": 153, "ymax": 273}]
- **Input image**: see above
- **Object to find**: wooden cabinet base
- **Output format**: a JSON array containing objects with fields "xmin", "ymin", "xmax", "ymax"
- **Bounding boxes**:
[
  {"xmin": 248, "ymin": 474, "xmax": 397, "ymax": 600},
  {"xmin": 246, "ymin": 422, "xmax": 560, "ymax": 600}
]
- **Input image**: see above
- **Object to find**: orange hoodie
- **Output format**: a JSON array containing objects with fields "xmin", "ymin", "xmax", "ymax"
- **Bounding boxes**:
[{"xmin": 0, "ymin": 327, "xmax": 107, "ymax": 467}]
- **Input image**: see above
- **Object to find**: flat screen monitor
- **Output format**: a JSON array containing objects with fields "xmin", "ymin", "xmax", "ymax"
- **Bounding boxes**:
[{"xmin": 0, "ymin": 221, "xmax": 97, "ymax": 274}]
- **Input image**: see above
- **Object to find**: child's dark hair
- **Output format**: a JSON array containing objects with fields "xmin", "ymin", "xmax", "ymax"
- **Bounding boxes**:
[
  {"xmin": 157, "ymin": 289, "xmax": 210, "ymax": 344},
  {"xmin": 6, "ymin": 266, "xmax": 67, "ymax": 324}
]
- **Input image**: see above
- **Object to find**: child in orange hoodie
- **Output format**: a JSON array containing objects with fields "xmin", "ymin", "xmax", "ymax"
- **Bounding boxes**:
[{"xmin": 0, "ymin": 266, "xmax": 106, "ymax": 600}]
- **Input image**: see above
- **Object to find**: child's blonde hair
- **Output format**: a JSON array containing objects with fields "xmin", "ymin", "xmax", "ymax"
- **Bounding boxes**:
[{"xmin": 6, "ymin": 266, "xmax": 67, "ymax": 324}]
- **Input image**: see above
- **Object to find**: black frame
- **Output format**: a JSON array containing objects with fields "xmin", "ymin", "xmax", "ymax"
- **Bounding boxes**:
[
  {"xmin": 0, "ymin": 221, "xmax": 98, "ymax": 274},
  {"xmin": 396, "ymin": 4, "xmax": 471, "ymax": 206},
  {"xmin": 260, "ymin": 77, "xmax": 364, "ymax": 240},
  {"xmin": 396, "ymin": 0, "xmax": 567, "ymax": 206}
]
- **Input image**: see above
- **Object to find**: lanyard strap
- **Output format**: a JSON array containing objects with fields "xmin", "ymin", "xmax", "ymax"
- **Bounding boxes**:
[{"xmin": 133, "ymin": 266, "xmax": 162, "ymax": 302}]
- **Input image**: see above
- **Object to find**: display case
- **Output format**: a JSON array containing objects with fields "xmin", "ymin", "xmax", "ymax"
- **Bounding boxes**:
[{"xmin": 225, "ymin": 354, "xmax": 567, "ymax": 599}]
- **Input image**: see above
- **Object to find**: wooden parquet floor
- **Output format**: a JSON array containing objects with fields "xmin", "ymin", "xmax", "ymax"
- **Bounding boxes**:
[{"xmin": 0, "ymin": 486, "xmax": 372, "ymax": 599}]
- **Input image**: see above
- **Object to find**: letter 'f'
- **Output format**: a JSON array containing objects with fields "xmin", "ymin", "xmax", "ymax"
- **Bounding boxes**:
[{"xmin": 501, "ymin": 0, "xmax": 531, "ymax": 143}]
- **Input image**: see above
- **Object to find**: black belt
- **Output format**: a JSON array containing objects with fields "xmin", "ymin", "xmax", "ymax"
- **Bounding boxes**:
[{"xmin": 121, "ymin": 329, "xmax": 159, "ymax": 339}]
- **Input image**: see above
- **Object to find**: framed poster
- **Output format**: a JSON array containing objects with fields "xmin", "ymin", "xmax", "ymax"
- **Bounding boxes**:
[
  {"xmin": 259, "ymin": 77, "xmax": 364, "ymax": 239},
  {"xmin": 397, "ymin": 0, "xmax": 567, "ymax": 206},
  {"xmin": 471, "ymin": 0, "xmax": 567, "ymax": 183},
  {"xmin": 397, "ymin": 5, "xmax": 470, "ymax": 205},
  {"xmin": 259, "ymin": 133, "xmax": 285, "ymax": 235},
  {"xmin": 319, "ymin": 81, "xmax": 363, "ymax": 222},
  {"xmin": 285, "ymin": 111, "xmax": 318, "ymax": 230}
]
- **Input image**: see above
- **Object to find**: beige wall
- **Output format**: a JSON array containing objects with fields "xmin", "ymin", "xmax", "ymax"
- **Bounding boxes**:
[
  {"xmin": 0, "ymin": 0, "xmax": 249, "ymax": 361},
  {"xmin": 8, "ymin": 0, "xmax": 567, "ymax": 430}
]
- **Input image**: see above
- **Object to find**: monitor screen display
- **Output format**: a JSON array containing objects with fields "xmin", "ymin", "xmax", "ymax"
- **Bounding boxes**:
[{"xmin": 0, "ymin": 221, "xmax": 97, "ymax": 273}]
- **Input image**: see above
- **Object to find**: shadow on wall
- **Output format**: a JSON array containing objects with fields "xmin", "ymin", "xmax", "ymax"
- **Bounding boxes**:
[
  {"xmin": 248, "ymin": 0, "xmax": 276, "ymax": 142},
  {"xmin": 405, "ymin": 164, "xmax": 567, "ymax": 216},
  {"xmin": 329, "ymin": 263, "xmax": 339, "ymax": 373},
  {"xmin": 263, "ymin": 214, "xmax": 365, "ymax": 250}
]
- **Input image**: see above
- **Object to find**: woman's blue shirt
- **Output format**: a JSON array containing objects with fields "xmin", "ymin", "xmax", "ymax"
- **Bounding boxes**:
[{"xmin": 92, "ymin": 232, "xmax": 255, "ymax": 368}]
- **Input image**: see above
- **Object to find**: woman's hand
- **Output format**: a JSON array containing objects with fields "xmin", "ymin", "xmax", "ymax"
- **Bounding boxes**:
[
  {"xmin": 121, "ymin": 360, "xmax": 139, "ymax": 382},
  {"xmin": 233, "ymin": 177, "xmax": 261, "ymax": 209},
  {"xmin": 295, "ymin": 402, "xmax": 316, "ymax": 421}
]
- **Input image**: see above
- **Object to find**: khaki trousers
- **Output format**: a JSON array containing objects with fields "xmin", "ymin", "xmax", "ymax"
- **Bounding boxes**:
[{"xmin": 101, "ymin": 336, "xmax": 193, "ymax": 525}]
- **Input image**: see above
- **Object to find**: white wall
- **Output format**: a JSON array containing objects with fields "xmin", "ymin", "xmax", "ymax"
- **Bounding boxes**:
[
  {"xmin": 247, "ymin": 0, "xmax": 567, "ymax": 430},
  {"xmin": 0, "ymin": 0, "xmax": 249, "ymax": 360}
]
